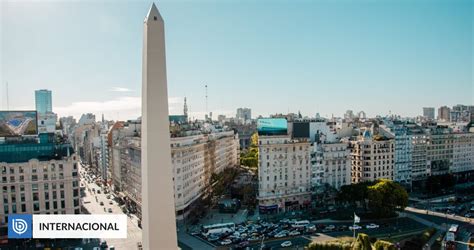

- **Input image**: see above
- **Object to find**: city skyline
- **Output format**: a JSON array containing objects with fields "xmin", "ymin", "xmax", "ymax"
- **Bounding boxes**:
[{"xmin": 2, "ymin": 0, "xmax": 472, "ymax": 120}]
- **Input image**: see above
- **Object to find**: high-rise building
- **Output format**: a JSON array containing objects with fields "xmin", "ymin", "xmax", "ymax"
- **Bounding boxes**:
[
  {"xmin": 236, "ymin": 108, "xmax": 252, "ymax": 122},
  {"xmin": 35, "ymin": 89, "xmax": 52, "ymax": 114},
  {"xmin": 349, "ymin": 130, "xmax": 395, "ymax": 183},
  {"xmin": 380, "ymin": 121, "xmax": 412, "ymax": 187},
  {"xmin": 438, "ymin": 106, "xmax": 450, "ymax": 121},
  {"xmin": 423, "ymin": 107, "xmax": 435, "ymax": 120},
  {"xmin": 0, "ymin": 134, "xmax": 81, "ymax": 241},
  {"xmin": 452, "ymin": 133, "xmax": 474, "ymax": 174}
]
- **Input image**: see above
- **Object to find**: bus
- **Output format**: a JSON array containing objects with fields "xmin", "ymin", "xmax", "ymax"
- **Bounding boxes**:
[
  {"xmin": 291, "ymin": 220, "xmax": 310, "ymax": 228},
  {"xmin": 202, "ymin": 222, "xmax": 236, "ymax": 236}
]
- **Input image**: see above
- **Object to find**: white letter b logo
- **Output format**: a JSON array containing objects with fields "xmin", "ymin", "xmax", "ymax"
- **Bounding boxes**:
[{"xmin": 12, "ymin": 219, "xmax": 28, "ymax": 235}]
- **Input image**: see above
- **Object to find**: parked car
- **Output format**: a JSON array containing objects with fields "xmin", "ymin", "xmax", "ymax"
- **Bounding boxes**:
[
  {"xmin": 108, "ymin": 208, "xmax": 113, "ymax": 213},
  {"xmin": 349, "ymin": 225, "xmax": 362, "ymax": 230},
  {"xmin": 238, "ymin": 241, "xmax": 250, "ymax": 248},
  {"xmin": 100, "ymin": 201, "xmax": 104, "ymax": 206},
  {"xmin": 109, "ymin": 201, "xmax": 113, "ymax": 205},
  {"xmin": 289, "ymin": 230, "xmax": 301, "ymax": 236},
  {"xmin": 220, "ymin": 239, "xmax": 232, "ymax": 245},
  {"xmin": 281, "ymin": 241, "xmax": 292, "ymax": 247},
  {"xmin": 366, "ymin": 223, "xmax": 379, "ymax": 229}
]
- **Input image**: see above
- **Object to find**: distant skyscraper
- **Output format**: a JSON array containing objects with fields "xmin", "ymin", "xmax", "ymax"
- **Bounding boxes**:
[
  {"xmin": 423, "ymin": 107, "xmax": 435, "ymax": 120},
  {"xmin": 236, "ymin": 108, "xmax": 251, "ymax": 121},
  {"xmin": 438, "ymin": 106, "xmax": 450, "ymax": 121},
  {"xmin": 35, "ymin": 89, "xmax": 52, "ymax": 114}
]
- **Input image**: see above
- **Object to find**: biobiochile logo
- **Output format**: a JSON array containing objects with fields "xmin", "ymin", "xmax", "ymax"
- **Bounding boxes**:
[{"xmin": 8, "ymin": 214, "xmax": 32, "ymax": 238}]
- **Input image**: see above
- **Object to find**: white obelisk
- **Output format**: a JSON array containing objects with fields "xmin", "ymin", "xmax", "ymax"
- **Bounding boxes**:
[{"xmin": 141, "ymin": 3, "xmax": 178, "ymax": 249}]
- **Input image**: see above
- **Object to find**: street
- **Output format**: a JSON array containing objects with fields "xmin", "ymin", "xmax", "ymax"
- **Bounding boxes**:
[{"xmin": 80, "ymin": 165, "xmax": 143, "ymax": 250}]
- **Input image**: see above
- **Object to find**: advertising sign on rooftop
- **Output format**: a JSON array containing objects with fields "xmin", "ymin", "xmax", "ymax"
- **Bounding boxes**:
[
  {"xmin": 257, "ymin": 118, "xmax": 287, "ymax": 136},
  {"xmin": 0, "ymin": 111, "xmax": 38, "ymax": 137}
]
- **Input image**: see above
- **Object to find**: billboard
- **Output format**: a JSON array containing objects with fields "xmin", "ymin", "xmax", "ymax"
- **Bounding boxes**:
[
  {"xmin": 0, "ymin": 111, "xmax": 38, "ymax": 137},
  {"xmin": 293, "ymin": 122, "xmax": 310, "ymax": 138},
  {"xmin": 257, "ymin": 118, "xmax": 287, "ymax": 136}
]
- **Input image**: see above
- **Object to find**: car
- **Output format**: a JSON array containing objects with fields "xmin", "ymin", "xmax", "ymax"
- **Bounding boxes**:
[
  {"xmin": 106, "ymin": 195, "xmax": 111, "ymax": 199},
  {"xmin": 248, "ymin": 236, "xmax": 260, "ymax": 241},
  {"xmin": 92, "ymin": 247, "xmax": 100, "ymax": 250},
  {"xmin": 109, "ymin": 247, "xmax": 115, "ymax": 250},
  {"xmin": 238, "ymin": 241, "xmax": 250, "ymax": 248},
  {"xmin": 97, "ymin": 190, "xmax": 101, "ymax": 194},
  {"xmin": 220, "ymin": 239, "xmax": 232, "ymax": 245},
  {"xmin": 100, "ymin": 201, "xmax": 104, "ymax": 206},
  {"xmin": 349, "ymin": 225, "xmax": 362, "ymax": 230},
  {"xmin": 109, "ymin": 201, "xmax": 113, "ymax": 205},
  {"xmin": 281, "ymin": 241, "xmax": 292, "ymax": 247},
  {"xmin": 289, "ymin": 230, "xmax": 301, "ymax": 236},
  {"xmin": 465, "ymin": 213, "xmax": 471, "ymax": 218},
  {"xmin": 108, "ymin": 208, "xmax": 113, "ymax": 213},
  {"xmin": 325, "ymin": 225, "xmax": 336, "ymax": 230},
  {"xmin": 275, "ymin": 232, "xmax": 288, "ymax": 238},
  {"xmin": 207, "ymin": 235, "xmax": 220, "ymax": 242},
  {"xmin": 366, "ymin": 223, "xmax": 379, "ymax": 229}
]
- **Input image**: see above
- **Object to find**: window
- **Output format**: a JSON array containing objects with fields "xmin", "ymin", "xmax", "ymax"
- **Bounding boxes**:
[
  {"xmin": 45, "ymin": 202, "xmax": 50, "ymax": 210},
  {"xmin": 59, "ymin": 164, "xmax": 64, "ymax": 171},
  {"xmin": 45, "ymin": 192, "xmax": 49, "ymax": 200},
  {"xmin": 20, "ymin": 193, "xmax": 25, "ymax": 202},
  {"xmin": 60, "ymin": 190, "xmax": 65, "ymax": 199},
  {"xmin": 19, "ymin": 175, "xmax": 24, "ymax": 182},
  {"xmin": 32, "ymin": 175, "xmax": 38, "ymax": 181},
  {"xmin": 32, "ymin": 184, "xmax": 39, "ymax": 191},
  {"xmin": 43, "ymin": 174, "xmax": 48, "ymax": 180},
  {"xmin": 19, "ymin": 166, "xmax": 24, "ymax": 174},
  {"xmin": 33, "ymin": 202, "xmax": 40, "ymax": 212},
  {"xmin": 21, "ymin": 204, "xmax": 26, "ymax": 212},
  {"xmin": 44, "ymin": 183, "xmax": 49, "ymax": 190},
  {"xmin": 32, "ymin": 168, "xmax": 37, "ymax": 174},
  {"xmin": 9, "ymin": 176, "xmax": 15, "ymax": 182},
  {"xmin": 33, "ymin": 193, "xmax": 39, "ymax": 201},
  {"xmin": 61, "ymin": 200, "xmax": 65, "ymax": 209},
  {"xmin": 9, "ymin": 168, "xmax": 14, "ymax": 174}
]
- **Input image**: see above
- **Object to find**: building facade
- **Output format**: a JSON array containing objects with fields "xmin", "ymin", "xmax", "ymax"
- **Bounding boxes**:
[
  {"xmin": 257, "ymin": 135, "xmax": 312, "ymax": 213},
  {"xmin": 35, "ymin": 89, "xmax": 52, "ymax": 114},
  {"xmin": 350, "ymin": 132, "xmax": 395, "ymax": 183},
  {"xmin": 423, "ymin": 107, "xmax": 435, "ymax": 120},
  {"xmin": 311, "ymin": 142, "xmax": 350, "ymax": 190},
  {"xmin": 0, "ymin": 134, "xmax": 81, "ymax": 240}
]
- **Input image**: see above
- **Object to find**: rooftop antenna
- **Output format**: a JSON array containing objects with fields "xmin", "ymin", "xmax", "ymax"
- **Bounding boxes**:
[{"xmin": 205, "ymin": 84, "xmax": 208, "ymax": 115}]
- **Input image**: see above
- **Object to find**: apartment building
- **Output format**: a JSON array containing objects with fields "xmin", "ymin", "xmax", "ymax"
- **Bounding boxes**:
[
  {"xmin": 311, "ymin": 142, "xmax": 350, "ymax": 189},
  {"xmin": 258, "ymin": 135, "xmax": 312, "ymax": 213},
  {"xmin": 0, "ymin": 134, "xmax": 81, "ymax": 239},
  {"xmin": 172, "ymin": 130, "xmax": 240, "ymax": 220},
  {"xmin": 350, "ymin": 131, "xmax": 395, "ymax": 183},
  {"xmin": 426, "ymin": 130, "xmax": 454, "ymax": 176},
  {"xmin": 452, "ymin": 133, "xmax": 474, "ymax": 174}
]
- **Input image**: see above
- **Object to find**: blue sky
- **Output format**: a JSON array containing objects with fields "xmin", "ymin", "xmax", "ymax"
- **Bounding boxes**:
[{"xmin": 1, "ymin": 0, "xmax": 472, "ymax": 120}]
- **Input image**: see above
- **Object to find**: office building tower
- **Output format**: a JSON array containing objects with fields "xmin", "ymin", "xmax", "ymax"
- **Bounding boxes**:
[{"xmin": 35, "ymin": 89, "xmax": 52, "ymax": 114}]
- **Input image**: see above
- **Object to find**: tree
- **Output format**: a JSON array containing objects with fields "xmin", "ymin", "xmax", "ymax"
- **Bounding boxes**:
[
  {"xmin": 250, "ymin": 132, "xmax": 258, "ymax": 147},
  {"xmin": 373, "ymin": 240, "xmax": 396, "ymax": 250},
  {"xmin": 367, "ymin": 179, "xmax": 408, "ymax": 218},
  {"xmin": 352, "ymin": 233, "xmax": 371, "ymax": 250}
]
